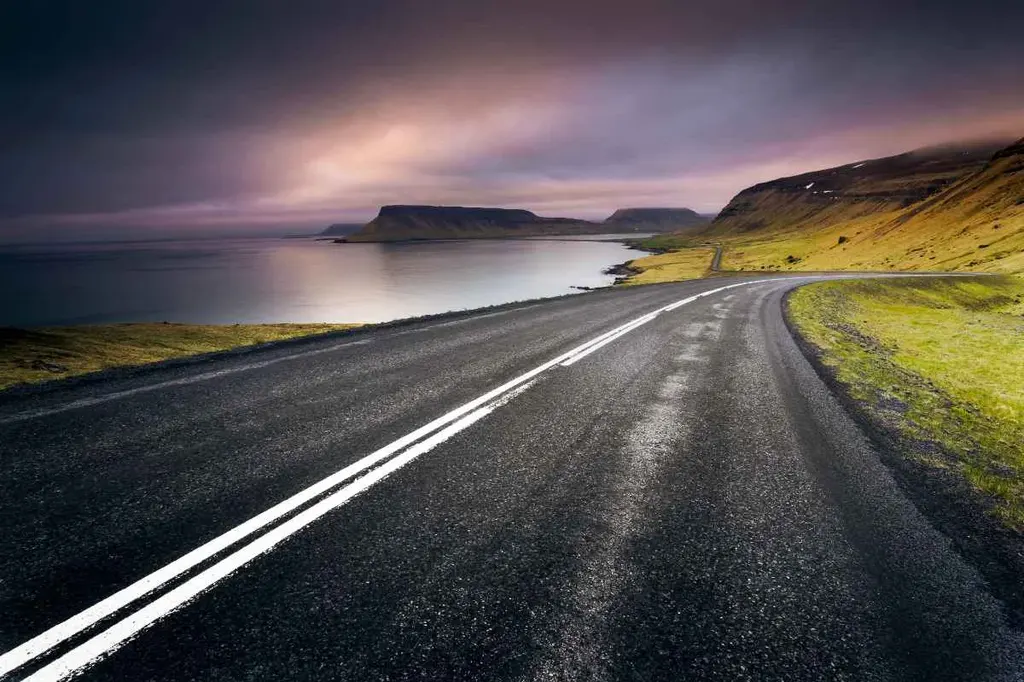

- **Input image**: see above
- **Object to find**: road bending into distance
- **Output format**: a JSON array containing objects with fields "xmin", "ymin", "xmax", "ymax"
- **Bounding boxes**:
[{"xmin": 1, "ymin": 274, "xmax": 1021, "ymax": 680}]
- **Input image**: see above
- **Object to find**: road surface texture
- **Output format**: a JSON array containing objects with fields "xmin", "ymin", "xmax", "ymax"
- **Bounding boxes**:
[{"xmin": 2, "ymin": 276, "xmax": 1022, "ymax": 681}]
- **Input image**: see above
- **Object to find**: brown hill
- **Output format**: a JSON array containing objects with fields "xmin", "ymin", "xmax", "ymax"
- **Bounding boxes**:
[
  {"xmin": 709, "ymin": 140, "xmax": 1007, "ymax": 235},
  {"xmin": 698, "ymin": 138, "xmax": 1024, "ymax": 273}
]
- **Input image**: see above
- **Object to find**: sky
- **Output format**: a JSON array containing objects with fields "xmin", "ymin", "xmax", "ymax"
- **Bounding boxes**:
[{"xmin": 1, "ymin": 0, "xmax": 1022, "ymax": 241}]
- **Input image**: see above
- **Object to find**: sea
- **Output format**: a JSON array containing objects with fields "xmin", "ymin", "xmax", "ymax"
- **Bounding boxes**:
[{"xmin": 0, "ymin": 235, "xmax": 643, "ymax": 326}]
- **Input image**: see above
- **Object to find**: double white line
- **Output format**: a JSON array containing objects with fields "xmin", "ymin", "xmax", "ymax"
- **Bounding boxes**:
[{"xmin": 1, "ymin": 279, "xmax": 771, "ymax": 681}]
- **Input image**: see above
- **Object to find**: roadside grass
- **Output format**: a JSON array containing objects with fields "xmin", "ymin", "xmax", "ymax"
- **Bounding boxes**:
[
  {"xmin": 0, "ymin": 323, "xmax": 359, "ymax": 390},
  {"xmin": 619, "ymin": 246, "xmax": 717, "ymax": 285},
  {"xmin": 630, "ymin": 233, "xmax": 707, "ymax": 252},
  {"xmin": 788, "ymin": 275, "xmax": 1024, "ymax": 528}
]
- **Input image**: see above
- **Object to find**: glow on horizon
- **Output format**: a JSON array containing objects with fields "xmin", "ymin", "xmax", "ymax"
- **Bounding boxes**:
[{"xmin": 3, "ymin": 71, "xmax": 1022, "ymax": 237}]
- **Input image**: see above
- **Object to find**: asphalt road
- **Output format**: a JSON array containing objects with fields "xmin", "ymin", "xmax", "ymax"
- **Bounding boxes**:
[
  {"xmin": 710, "ymin": 245, "xmax": 723, "ymax": 271},
  {"xmin": 2, "ymin": 276, "xmax": 1022, "ymax": 681}
]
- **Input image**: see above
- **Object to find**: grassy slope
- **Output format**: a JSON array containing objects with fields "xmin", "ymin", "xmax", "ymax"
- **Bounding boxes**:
[
  {"xmin": 619, "ymin": 245, "xmax": 717, "ymax": 285},
  {"xmin": 788, "ymin": 276, "xmax": 1024, "ymax": 528},
  {"xmin": 619, "ymin": 140, "xmax": 1023, "ymax": 285},
  {"xmin": 0, "ymin": 323, "xmax": 358, "ymax": 390},
  {"xmin": 711, "ymin": 139, "xmax": 1024, "ymax": 275}
]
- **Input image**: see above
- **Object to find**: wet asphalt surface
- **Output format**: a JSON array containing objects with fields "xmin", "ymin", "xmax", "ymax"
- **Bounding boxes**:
[{"xmin": 2, "ymin": 276, "xmax": 1022, "ymax": 681}]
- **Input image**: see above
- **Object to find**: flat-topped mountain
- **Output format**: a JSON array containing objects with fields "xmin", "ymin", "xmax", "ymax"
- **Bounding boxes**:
[
  {"xmin": 604, "ymin": 208, "xmax": 708, "ymax": 232},
  {"xmin": 339, "ymin": 205, "xmax": 706, "ymax": 242},
  {"xmin": 343, "ymin": 205, "xmax": 597, "ymax": 242}
]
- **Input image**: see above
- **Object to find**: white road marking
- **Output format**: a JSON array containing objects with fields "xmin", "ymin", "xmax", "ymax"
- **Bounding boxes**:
[
  {"xmin": 0, "ymin": 278, "xmax": 780, "ymax": 680},
  {"xmin": 560, "ymin": 313, "xmax": 658, "ymax": 367},
  {"xmin": 23, "ymin": 406, "xmax": 500, "ymax": 682},
  {"xmin": 562, "ymin": 281, "xmax": 763, "ymax": 367}
]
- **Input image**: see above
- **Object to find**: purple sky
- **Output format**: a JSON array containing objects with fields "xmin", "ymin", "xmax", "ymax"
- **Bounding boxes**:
[{"xmin": 2, "ymin": 0, "xmax": 1022, "ymax": 241}]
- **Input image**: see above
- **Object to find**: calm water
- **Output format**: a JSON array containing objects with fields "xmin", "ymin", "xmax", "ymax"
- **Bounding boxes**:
[{"xmin": 0, "ymin": 237, "xmax": 637, "ymax": 326}]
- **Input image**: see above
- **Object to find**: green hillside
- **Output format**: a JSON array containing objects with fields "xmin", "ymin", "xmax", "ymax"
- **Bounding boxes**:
[{"xmin": 702, "ymin": 138, "xmax": 1024, "ymax": 274}]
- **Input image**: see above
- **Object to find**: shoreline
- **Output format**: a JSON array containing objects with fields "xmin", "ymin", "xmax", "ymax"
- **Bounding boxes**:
[
  {"xmin": 330, "ymin": 233, "xmax": 656, "ymax": 245},
  {"xmin": 0, "ymin": 274, "xmax": 776, "ymax": 400}
]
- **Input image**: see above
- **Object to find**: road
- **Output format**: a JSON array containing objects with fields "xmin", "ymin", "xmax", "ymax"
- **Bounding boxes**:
[
  {"xmin": 1, "ymin": 276, "xmax": 1021, "ymax": 681},
  {"xmin": 710, "ymin": 244, "xmax": 723, "ymax": 271}
]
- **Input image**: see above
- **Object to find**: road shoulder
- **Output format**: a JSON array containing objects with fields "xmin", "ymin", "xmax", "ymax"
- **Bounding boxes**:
[{"xmin": 781, "ymin": 280, "xmax": 1024, "ymax": 628}]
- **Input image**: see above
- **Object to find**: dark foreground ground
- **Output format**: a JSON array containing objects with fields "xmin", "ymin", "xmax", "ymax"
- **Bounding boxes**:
[{"xmin": 1, "ymin": 276, "xmax": 1022, "ymax": 681}]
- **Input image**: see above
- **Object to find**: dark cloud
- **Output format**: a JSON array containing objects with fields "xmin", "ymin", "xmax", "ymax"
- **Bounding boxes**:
[{"xmin": 1, "ymin": 0, "xmax": 1022, "ymax": 234}]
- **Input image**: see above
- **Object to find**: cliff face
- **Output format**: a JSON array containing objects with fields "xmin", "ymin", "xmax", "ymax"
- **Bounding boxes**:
[
  {"xmin": 345, "ymin": 205, "xmax": 599, "ymax": 242},
  {"xmin": 603, "ymin": 208, "xmax": 707, "ymax": 232}
]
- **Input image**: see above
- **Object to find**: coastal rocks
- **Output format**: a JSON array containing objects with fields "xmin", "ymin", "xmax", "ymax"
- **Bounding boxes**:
[{"xmin": 603, "ymin": 261, "xmax": 642, "ymax": 284}]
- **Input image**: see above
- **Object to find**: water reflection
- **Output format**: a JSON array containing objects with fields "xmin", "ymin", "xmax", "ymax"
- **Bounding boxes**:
[{"xmin": 0, "ymin": 237, "xmax": 633, "ymax": 326}]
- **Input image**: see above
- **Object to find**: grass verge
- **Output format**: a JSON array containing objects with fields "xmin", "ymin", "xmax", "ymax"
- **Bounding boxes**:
[
  {"xmin": 621, "ymin": 247, "xmax": 716, "ymax": 285},
  {"xmin": 616, "ymin": 237, "xmax": 717, "ymax": 285},
  {"xmin": 0, "ymin": 323, "xmax": 359, "ymax": 390},
  {"xmin": 787, "ymin": 276, "xmax": 1024, "ymax": 528}
]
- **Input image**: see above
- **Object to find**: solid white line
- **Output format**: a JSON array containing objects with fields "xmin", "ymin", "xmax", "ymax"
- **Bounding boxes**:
[
  {"xmin": 560, "ymin": 313, "xmax": 657, "ymax": 367},
  {"xmin": 23, "ymin": 406, "xmax": 500, "ymax": 682},
  {"xmin": 561, "ymin": 280, "xmax": 765, "ymax": 367},
  {"xmin": 0, "ymin": 278, "xmax": 779, "ymax": 679}
]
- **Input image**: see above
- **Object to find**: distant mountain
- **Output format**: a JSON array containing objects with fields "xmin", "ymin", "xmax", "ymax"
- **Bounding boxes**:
[
  {"xmin": 603, "ymin": 208, "xmax": 708, "ymax": 232},
  {"xmin": 344, "ymin": 205, "xmax": 597, "ymax": 242},
  {"xmin": 700, "ymin": 137, "xmax": 1024, "ymax": 272},
  {"xmin": 339, "ymin": 205, "xmax": 712, "ymax": 242},
  {"xmin": 320, "ymin": 223, "xmax": 365, "ymax": 237}
]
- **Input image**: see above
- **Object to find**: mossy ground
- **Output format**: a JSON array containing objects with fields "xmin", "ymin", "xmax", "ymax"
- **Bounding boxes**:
[
  {"xmin": 0, "ymin": 323, "xmax": 359, "ymax": 390},
  {"xmin": 615, "ymin": 235, "xmax": 718, "ymax": 285},
  {"xmin": 788, "ymin": 276, "xmax": 1024, "ymax": 528},
  {"xmin": 620, "ymin": 247, "xmax": 717, "ymax": 285}
]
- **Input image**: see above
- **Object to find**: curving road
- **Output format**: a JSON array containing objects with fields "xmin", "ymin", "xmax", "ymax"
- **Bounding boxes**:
[{"xmin": 1, "ymin": 276, "xmax": 1021, "ymax": 681}]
